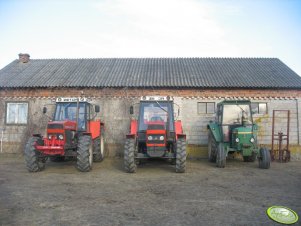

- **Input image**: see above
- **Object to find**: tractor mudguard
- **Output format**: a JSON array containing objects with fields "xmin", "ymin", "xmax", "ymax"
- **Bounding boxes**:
[
  {"xmin": 32, "ymin": 134, "xmax": 42, "ymax": 138},
  {"xmin": 89, "ymin": 121, "xmax": 101, "ymax": 139},
  {"xmin": 207, "ymin": 122, "xmax": 222, "ymax": 143}
]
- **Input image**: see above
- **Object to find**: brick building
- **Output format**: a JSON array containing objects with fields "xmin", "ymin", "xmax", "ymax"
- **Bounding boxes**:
[{"xmin": 1, "ymin": 54, "xmax": 301, "ymax": 159}]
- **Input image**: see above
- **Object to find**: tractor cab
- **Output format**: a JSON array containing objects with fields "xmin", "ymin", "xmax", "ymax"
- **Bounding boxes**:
[
  {"xmin": 53, "ymin": 98, "xmax": 97, "ymax": 131},
  {"xmin": 137, "ymin": 99, "xmax": 175, "ymax": 155},
  {"xmin": 216, "ymin": 101, "xmax": 254, "ymax": 149},
  {"xmin": 124, "ymin": 96, "xmax": 186, "ymax": 173},
  {"xmin": 207, "ymin": 100, "xmax": 270, "ymax": 169}
]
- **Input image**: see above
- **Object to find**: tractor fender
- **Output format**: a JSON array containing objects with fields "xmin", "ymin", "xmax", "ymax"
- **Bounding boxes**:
[
  {"xmin": 126, "ymin": 134, "xmax": 136, "ymax": 139},
  {"xmin": 207, "ymin": 122, "xmax": 222, "ymax": 143},
  {"xmin": 176, "ymin": 134, "xmax": 186, "ymax": 140},
  {"xmin": 32, "ymin": 134, "xmax": 42, "ymax": 138}
]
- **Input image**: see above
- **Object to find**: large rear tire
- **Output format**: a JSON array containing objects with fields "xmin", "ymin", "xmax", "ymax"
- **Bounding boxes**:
[
  {"xmin": 76, "ymin": 135, "xmax": 93, "ymax": 172},
  {"xmin": 208, "ymin": 132, "xmax": 217, "ymax": 162},
  {"xmin": 258, "ymin": 148, "xmax": 271, "ymax": 169},
  {"xmin": 24, "ymin": 137, "xmax": 45, "ymax": 172},
  {"xmin": 124, "ymin": 138, "xmax": 136, "ymax": 173},
  {"xmin": 93, "ymin": 135, "xmax": 104, "ymax": 162},
  {"xmin": 176, "ymin": 138, "xmax": 186, "ymax": 173},
  {"xmin": 216, "ymin": 143, "xmax": 226, "ymax": 168}
]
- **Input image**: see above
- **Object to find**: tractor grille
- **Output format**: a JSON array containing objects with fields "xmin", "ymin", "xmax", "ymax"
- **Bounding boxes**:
[
  {"xmin": 147, "ymin": 135, "xmax": 165, "ymax": 144},
  {"xmin": 147, "ymin": 124, "xmax": 165, "ymax": 130},
  {"xmin": 48, "ymin": 124, "xmax": 63, "ymax": 129}
]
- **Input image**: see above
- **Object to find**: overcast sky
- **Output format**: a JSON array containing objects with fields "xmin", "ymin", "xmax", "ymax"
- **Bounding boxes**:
[{"xmin": 0, "ymin": 0, "xmax": 300, "ymax": 75}]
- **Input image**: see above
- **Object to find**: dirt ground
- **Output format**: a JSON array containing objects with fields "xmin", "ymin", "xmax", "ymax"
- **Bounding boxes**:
[{"xmin": 0, "ymin": 155, "xmax": 300, "ymax": 226}]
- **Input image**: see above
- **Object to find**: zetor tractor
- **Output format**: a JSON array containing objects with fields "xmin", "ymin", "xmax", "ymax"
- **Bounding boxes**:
[
  {"xmin": 207, "ymin": 100, "xmax": 270, "ymax": 169},
  {"xmin": 124, "ymin": 96, "xmax": 186, "ymax": 173},
  {"xmin": 24, "ymin": 97, "xmax": 105, "ymax": 172}
]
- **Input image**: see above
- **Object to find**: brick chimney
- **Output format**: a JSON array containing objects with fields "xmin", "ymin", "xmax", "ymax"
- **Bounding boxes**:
[{"xmin": 18, "ymin": 53, "xmax": 30, "ymax": 63}]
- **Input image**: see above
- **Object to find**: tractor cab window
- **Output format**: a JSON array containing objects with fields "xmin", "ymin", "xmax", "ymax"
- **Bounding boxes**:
[
  {"xmin": 54, "ymin": 102, "xmax": 87, "ymax": 131},
  {"xmin": 138, "ymin": 102, "xmax": 174, "ymax": 131},
  {"xmin": 221, "ymin": 104, "xmax": 252, "ymax": 142},
  {"xmin": 222, "ymin": 104, "xmax": 252, "ymax": 125}
]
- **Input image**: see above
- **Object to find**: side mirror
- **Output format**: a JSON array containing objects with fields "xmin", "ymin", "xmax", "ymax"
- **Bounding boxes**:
[
  {"xmin": 42, "ymin": 107, "xmax": 47, "ymax": 114},
  {"xmin": 95, "ymin": 105, "xmax": 100, "ymax": 113},
  {"xmin": 130, "ymin": 106, "xmax": 134, "ymax": 115}
]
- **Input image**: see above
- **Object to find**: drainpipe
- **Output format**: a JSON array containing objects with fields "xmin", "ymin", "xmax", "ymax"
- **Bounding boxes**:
[
  {"xmin": 0, "ymin": 129, "xmax": 3, "ymax": 153},
  {"xmin": 296, "ymin": 99, "xmax": 300, "ymax": 145}
]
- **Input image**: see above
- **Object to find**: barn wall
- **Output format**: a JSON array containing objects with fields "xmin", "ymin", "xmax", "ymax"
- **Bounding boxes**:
[{"xmin": 0, "ymin": 88, "xmax": 301, "ymax": 160}]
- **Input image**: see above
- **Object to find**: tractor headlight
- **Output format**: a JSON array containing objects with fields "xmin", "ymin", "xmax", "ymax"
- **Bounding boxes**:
[
  {"xmin": 48, "ymin": 135, "xmax": 52, "ymax": 140},
  {"xmin": 250, "ymin": 137, "xmax": 255, "ymax": 143},
  {"xmin": 235, "ymin": 138, "xmax": 240, "ymax": 143},
  {"xmin": 159, "ymin": 136, "xmax": 164, "ymax": 141},
  {"xmin": 148, "ymin": 136, "xmax": 153, "ymax": 140},
  {"xmin": 58, "ymin": 134, "xmax": 64, "ymax": 140}
]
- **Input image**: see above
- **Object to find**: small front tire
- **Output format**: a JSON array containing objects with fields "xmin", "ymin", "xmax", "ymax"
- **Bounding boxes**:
[
  {"xmin": 176, "ymin": 138, "xmax": 186, "ymax": 173},
  {"xmin": 216, "ymin": 143, "xmax": 226, "ymax": 168},
  {"xmin": 258, "ymin": 148, "xmax": 271, "ymax": 169},
  {"xmin": 76, "ymin": 135, "xmax": 93, "ymax": 172},
  {"xmin": 124, "ymin": 138, "xmax": 137, "ymax": 173},
  {"xmin": 24, "ymin": 137, "xmax": 45, "ymax": 172}
]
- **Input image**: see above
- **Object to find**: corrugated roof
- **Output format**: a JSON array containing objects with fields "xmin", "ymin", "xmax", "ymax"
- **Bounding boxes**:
[{"xmin": 0, "ymin": 58, "xmax": 300, "ymax": 89}]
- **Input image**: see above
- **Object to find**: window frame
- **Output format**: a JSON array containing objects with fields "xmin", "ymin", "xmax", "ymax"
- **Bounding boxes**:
[
  {"xmin": 5, "ymin": 101, "xmax": 29, "ymax": 125},
  {"xmin": 251, "ymin": 102, "xmax": 268, "ymax": 115},
  {"xmin": 197, "ymin": 102, "xmax": 215, "ymax": 114}
]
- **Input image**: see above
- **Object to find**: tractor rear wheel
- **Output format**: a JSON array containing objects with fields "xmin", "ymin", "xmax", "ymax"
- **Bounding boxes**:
[
  {"xmin": 258, "ymin": 148, "xmax": 271, "ymax": 169},
  {"xmin": 93, "ymin": 135, "xmax": 104, "ymax": 162},
  {"xmin": 124, "ymin": 138, "xmax": 136, "ymax": 173},
  {"xmin": 208, "ymin": 132, "xmax": 217, "ymax": 162},
  {"xmin": 76, "ymin": 135, "xmax": 93, "ymax": 172},
  {"xmin": 216, "ymin": 143, "xmax": 226, "ymax": 168},
  {"xmin": 24, "ymin": 137, "xmax": 45, "ymax": 172},
  {"xmin": 176, "ymin": 138, "xmax": 186, "ymax": 173}
]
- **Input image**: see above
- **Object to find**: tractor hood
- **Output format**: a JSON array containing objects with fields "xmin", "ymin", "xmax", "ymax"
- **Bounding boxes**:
[
  {"xmin": 47, "ymin": 121, "xmax": 77, "ymax": 130},
  {"xmin": 232, "ymin": 125, "xmax": 256, "ymax": 147}
]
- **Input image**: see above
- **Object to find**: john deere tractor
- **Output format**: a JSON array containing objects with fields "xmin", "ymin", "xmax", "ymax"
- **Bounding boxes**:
[
  {"xmin": 207, "ymin": 100, "xmax": 270, "ymax": 169},
  {"xmin": 24, "ymin": 97, "xmax": 105, "ymax": 172},
  {"xmin": 124, "ymin": 96, "xmax": 186, "ymax": 173}
]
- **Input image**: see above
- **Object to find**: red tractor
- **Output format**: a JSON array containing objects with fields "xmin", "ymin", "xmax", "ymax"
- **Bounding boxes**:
[
  {"xmin": 24, "ymin": 97, "xmax": 105, "ymax": 172},
  {"xmin": 124, "ymin": 96, "xmax": 186, "ymax": 173}
]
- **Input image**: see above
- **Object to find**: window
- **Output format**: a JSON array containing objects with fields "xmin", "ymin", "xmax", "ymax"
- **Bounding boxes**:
[
  {"xmin": 251, "ymin": 103, "xmax": 268, "ymax": 114},
  {"xmin": 6, "ymin": 102, "xmax": 28, "ymax": 124},
  {"xmin": 198, "ymin": 102, "xmax": 215, "ymax": 114}
]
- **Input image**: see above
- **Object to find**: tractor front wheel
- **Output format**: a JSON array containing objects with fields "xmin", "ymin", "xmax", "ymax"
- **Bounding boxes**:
[
  {"xmin": 24, "ymin": 137, "xmax": 46, "ymax": 172},
  {"xmin": 176, "ymin": 138, "xmax": 186, "ymax": 173},
  {"xmin": 93, "ymin": 135, "xmax": 104, "ymax": 162},
  {"xmin": 76, "ymin": 135, "xmax": 93, "ymax": 172},
  {"xmin": 124, "ymin": 138, "xmax": 136, "ymax": 173},
  {"xmin": 208, "ymin": 132, "xmax": 217, "ymax": 162},
  {"xmin": 216, "ymin": 143, "xmax": 226, "ymax": 168},
  {"xmin": 258, "ymin": 148, "xmax": 271, "ymax": 169}
]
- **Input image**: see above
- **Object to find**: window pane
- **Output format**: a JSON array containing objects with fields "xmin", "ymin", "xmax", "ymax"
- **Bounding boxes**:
[
  {"xmin": 206, "ymin": 103, "xmax": 215, "ymax": 114},
  {"xmin": 7, "ymin": 103, "xmax": 17, "ymax": 123},
  {"xmin": 18, "ymin": 103, "xmax": 28, "ymax": 123},
  {"xmin": 6, "ymin": 103, "xmax": 28, "ymax": 124},
  {"xmin": 251, "ymin": 103, "xmax": 259, "ymax": 114},
  {"xmin": 259, "ymin": 103, "xmax": 267, "ymax": 114},
  {"xmin": 198, "ymin": 103, "xmax": 206, "ymax": 114}
]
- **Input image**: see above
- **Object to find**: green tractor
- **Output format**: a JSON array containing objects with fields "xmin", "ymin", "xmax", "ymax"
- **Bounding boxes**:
[{"xmin": 207, "ymin": 100, "xmax": 270, "ymax": 169}]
